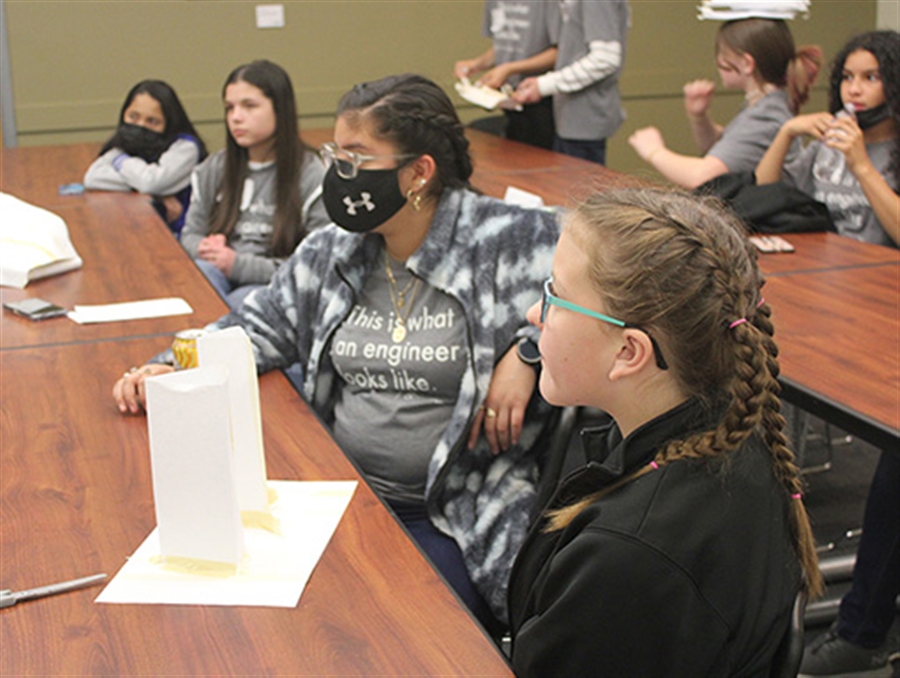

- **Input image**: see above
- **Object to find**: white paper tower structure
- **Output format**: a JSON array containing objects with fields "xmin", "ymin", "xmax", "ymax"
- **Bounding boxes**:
[
  {"xmin": 197, "ymin": 327, "xmax": 269, "ymax": 514},
  {"xmin": 144, "ymin": 326, "xmax": 268, "ymax": 567}
]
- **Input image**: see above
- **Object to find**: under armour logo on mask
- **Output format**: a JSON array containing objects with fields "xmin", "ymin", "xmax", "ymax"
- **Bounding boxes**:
[{"xmin": 343, "ymin": 193, "xmax": 376, "ymax": 216}]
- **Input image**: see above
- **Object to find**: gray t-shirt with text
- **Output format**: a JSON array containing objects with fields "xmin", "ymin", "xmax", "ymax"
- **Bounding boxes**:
[
  {"xmin": 330, "ymin": 255, "xmax": 469, "ymax": 503},
  {"xmin": 484, "ymin": 0, "xmax": 561, "ymax": 88},
  {"xmin": 785, "ymin": 138, "xmax": 896, "ymax": 248}
]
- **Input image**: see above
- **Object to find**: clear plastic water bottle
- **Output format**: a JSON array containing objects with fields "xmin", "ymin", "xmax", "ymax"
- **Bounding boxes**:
[{"xmin": 814, "ymin": 103, "xmax": 855, "ymax": 185}]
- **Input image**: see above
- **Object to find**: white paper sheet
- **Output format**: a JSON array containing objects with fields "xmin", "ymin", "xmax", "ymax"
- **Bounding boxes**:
[
  {"xmin": 455, "ymin": 78, "xmax": 523, "ymax": 112},
  {"xmin": 95, "ymin": 481, "xmax": 357, "ymax": 607},
  {"xmin": 67, "ymin": 297, "xmax": 193, "ymax": 324},
  {"xmin": 504, "ymin": 186, "xmax": 545, "ymax": 209},
  {"xmin": 697, "ymin": 0, "xmax": 809, "ymax": 20}
]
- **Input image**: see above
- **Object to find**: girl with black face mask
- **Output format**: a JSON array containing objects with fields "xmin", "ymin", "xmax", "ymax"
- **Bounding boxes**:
[
  {"xmin": 84, "ymin": 80, "xmax": 207, "ymax": 236},
  {"xmin": 757, "ymin": 30, "xmax": 899, "ymax": 248},
  {"xmin": 112, "ymin": 73, "xmax": 560, "ymax": 637}
]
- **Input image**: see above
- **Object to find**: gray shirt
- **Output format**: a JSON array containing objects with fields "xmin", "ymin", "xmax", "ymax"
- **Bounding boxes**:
[
  {"xmin": 550, "ymin": 0, "xmax": 629, "ymax": 141},
  {"xmin": 180, "ymin": 149, "xmax": 328, "ymax": 285},
  {"xmin": 330, "ymin": 254, "xmax": 468, "ymax": 503},
  {"xmin": 708, "ymin": 90, "xmax": 798, "ymax": 173},
  {"xmin": 484, "ymin": 0, "xmax": 561, "ymax": 88},
  {"xmin": 784, "ymin": 138, "xmax": 897, "ymax": 248}
]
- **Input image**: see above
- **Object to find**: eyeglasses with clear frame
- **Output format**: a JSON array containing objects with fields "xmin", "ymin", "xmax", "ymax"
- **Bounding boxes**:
[
  {"xmin": 541, "ymin": 278, "xmax": 669, "ymax": 370},
  {"xmin": 319, "ymin": 142, "xmax": 416, "ymax": 180}
]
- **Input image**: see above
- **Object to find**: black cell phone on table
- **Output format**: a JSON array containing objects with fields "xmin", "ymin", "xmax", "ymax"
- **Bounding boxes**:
[{"xmin": 3, "ymin": 298, "xmax": 69, "ymax": 320}]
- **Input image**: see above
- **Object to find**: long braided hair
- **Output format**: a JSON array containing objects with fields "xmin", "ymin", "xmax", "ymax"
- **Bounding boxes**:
[
  {"xmin": 546, "ymin": 188, "xmax": 822, "ymax": 597},
  {"xmin": 335, "ymin": 73, "xmax": 474, "ymax": 200}
]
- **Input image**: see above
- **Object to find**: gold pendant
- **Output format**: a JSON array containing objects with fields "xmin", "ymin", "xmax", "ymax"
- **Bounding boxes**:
[{"xmin": 392, "ymin": 323, "xmax": 407, "ymax": 343}]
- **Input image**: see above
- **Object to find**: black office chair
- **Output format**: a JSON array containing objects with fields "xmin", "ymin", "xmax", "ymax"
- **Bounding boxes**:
[
  {"xmin": 534, "ymin": 405, "xmax": 621, "ymax": 514},
  {"xmin": 534, "ymin": 405, "xmax": 583, "ymax": 514},
  {"xmin": 467, "ymin": 115, "xmax": 507, "ymax": 138},
  {"xmin": 769, "ymin": 589, "xmax": 809, "ymax": 678}
]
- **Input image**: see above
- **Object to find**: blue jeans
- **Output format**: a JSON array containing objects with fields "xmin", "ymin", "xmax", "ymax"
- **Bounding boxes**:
[
  {"xmin": 837, "ymin": 449, "xmax": 900, "ymax": 647},
  {"xmin": 194, "ymin": 259, "xmax": 262, "ymax": 311},
  {"xmin": 553, "ymin": 136, "xmax": 607, "ymax": 166},
  {"xmin": 389, "ymin": 500, "xmax": 503, "ymax": 636}
]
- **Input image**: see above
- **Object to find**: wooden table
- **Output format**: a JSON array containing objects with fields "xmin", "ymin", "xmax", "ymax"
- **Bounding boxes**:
[
  {"xmin": 1, "ymin": 141, "xmax": 513, "ymax": 675},
  {"xmin": 0, "ymin": 339, "xmax": 513, "ymax": 676},
  {"xmin": 4, "ymin": 139, "xmax": 897, "ymax": 450},
  {"xmin": 756, "ymin": 234, "xmax": 900, "ymax": 451},
  {"xmin": 2, "ymin": 138, "xmax": 896, "ymax": 673},
  {"xmin": 0, "ymin": 195, "xmax": 228, "ymax": 350},
  {"xmin": 757, "ymin": 231, "xmax": 900, "ymax": 276},
  {"xmin": 1, "ymin": 142, "xmax": 100, "ymax": 208}
]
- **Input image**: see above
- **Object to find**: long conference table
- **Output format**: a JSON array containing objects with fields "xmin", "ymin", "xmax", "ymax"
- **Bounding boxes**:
[
  {"xmin": 2, "ymin": 131, "xmax": 898, "ymax": 675},
  {"xmin": 0, "ymin": 136, "xmax": 525, "ymax": 676}
]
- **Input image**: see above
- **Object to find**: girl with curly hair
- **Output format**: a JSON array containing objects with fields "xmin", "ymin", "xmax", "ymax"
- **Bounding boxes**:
[{"xmin": 757, "ymin": 30, "xmax": 899, "ymax": 247}]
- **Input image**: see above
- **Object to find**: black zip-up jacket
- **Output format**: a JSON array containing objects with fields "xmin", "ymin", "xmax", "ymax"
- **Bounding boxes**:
[{"xmin": 508, "ymin": 398, "xmax": 802, "ymax": 677}]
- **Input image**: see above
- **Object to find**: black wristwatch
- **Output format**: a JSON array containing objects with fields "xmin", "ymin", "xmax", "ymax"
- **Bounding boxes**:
[{"xmin": 516, "ymin": 337, "xmax": 542, "ymax": 367}]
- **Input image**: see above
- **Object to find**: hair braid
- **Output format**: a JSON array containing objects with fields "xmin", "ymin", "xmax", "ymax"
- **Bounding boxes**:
[
  {"xmin": 336, "ymin": 74, "xmax": 474, "ymax": 197},
  {"xmin": 754, "ymin": 301, "xmax": 824, "ymax": 596},
  {"xmin": 385, "ymin": 107, "xmax": 473, "ymax": 194}
]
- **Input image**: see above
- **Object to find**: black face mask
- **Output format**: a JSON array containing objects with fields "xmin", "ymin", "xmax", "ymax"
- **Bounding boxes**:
[
  {"xmin": 855, "ymin": 103, "xmax": 892, "ymax": 130},
  {"xmin": 322, "ymin": 163, "xmax": 408, "ymax": 233},
  {"xmin": 117, "ymin": 123, "xmax": 168, "ymax": 162}
]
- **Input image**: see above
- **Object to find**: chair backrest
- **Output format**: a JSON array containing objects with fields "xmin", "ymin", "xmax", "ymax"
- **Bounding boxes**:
[
  {"xmin": 467, "ymin": 115, "xmax": 507, "ymax": 138},
  {"xmin": 534, "ymin": 405, "xmax": 580, "ymax": 514},
  {"xmin": 769, "ymin": 589, "xmax": 809, "ymax": 678}
]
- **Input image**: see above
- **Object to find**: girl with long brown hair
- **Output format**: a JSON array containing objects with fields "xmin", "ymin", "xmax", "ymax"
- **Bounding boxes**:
[
  {"xmin": 629, "ymin": 18, "xmax": 820, "ymax": 189},
  {"xmin": 508, "ymin": 187, "xmax": 821, "ymax": 676},
  {"xmin": 180, "ymin": 60, "xmax": 329, "ymax": 308}
]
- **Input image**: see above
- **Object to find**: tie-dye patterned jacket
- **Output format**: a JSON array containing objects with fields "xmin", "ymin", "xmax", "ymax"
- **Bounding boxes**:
[{"xmin": 212, "ymin": 188, "xmax": 560, "ymax": 620}]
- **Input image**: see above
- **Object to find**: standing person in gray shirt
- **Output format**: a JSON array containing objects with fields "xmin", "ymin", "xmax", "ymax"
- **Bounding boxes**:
[
  {"xmin": 513, "ymin": 0, "xmax": 630, "ymax": 166},
  {"xmin": 454, "ymin": 0, "xmax": 560, "ymax": 149}
]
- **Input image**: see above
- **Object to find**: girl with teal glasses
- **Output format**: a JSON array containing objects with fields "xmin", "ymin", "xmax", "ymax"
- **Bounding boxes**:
[{"xmin": 508, "ymin": 187, "xmax": 821, "ymax": 676}]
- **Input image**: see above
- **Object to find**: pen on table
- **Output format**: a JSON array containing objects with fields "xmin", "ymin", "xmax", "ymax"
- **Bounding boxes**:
[{"xmin": 0, "ymin": 573, "xmax": 108, "ymax": 609}]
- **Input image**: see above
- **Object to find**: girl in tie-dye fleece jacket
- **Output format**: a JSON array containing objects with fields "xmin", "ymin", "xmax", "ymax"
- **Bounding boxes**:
[{"xmin": 209, "ymin": 186, "xmax": 559, "ymax": 624}]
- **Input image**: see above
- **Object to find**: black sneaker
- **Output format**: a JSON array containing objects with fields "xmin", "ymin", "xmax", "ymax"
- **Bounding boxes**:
[{"xmin": 800, "ymin": 628, "xmax": 890, "ymax": 675}]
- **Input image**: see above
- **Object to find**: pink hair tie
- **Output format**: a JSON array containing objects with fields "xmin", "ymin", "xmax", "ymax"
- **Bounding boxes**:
[
  {"xmin": 729, "ymin": 318, "xmax": 748, "ymax": 329},
  {"xmin": 649, "ymin": 461, "xmax": 659, "ymax": 470},
  {"xmin": 757, "ymin": 298, "xmax": 766, "ymax": 308},
  {"xmin": 791, "ymin": 493, "xmax": 802, "ymax": 500}
]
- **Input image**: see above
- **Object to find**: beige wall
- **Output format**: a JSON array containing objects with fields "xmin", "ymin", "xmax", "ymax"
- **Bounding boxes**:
[{"xmin": 3, "ymin": 0, "xmax": 879, "ymax": 179}]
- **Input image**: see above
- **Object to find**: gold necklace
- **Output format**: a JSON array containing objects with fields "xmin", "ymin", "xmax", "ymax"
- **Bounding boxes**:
[
  {"xmin": 385, "ymin": 252, "xmax": 421, "ymax": 343},
  {"xmin": 384, "ymin": 253, "xmax": 417, "ymax": 309}
]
